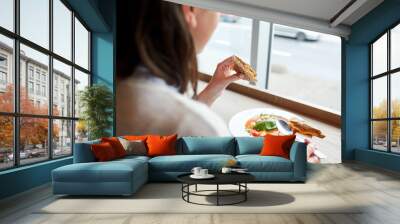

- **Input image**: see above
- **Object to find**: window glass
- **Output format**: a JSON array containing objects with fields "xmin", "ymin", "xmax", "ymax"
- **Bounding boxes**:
[
  {"xmin": 74, "ymin": 18, "xmax": 89, "ymax": 70},
  {"xmin": 372, "ymin": 77, "xmax": 387, "ymax": 119},
  {"xmin": 0, "ymin": 0, "xmax": 14, "ymax": 31},
  {"xmin": 391, "ymin": 24, "xmax": 400, "ymax": 70},
  {"xmin": 0, "ymin": 34, "xmax": 14, "ymax": 112},
  {"xmin": 197, "ymin": 14, "xmax": 252, "ymax": 76},
  {"xmin": 372, "ymin": 121, "xmax": 388, "ymax": 151},
  {"xmin": 391, "ymin": 120, "xmax": 400, "ymax": 153},
  {"xmin": 391, "ymin": 72, "xmax": 400, "ymax": 118},
  {"xmin": 19, "ymin": 117, "xmax": 49, "ymax": 165},
  {"xmin": 53, "ymin": 59, "xmax": 72, "ymax": 117},
  {"xmin": 74, "ymin": 69, "xmax": 89, "ymax": 118},
  {"xmin": 0, "ymin": 116, "xmax": 13, "ymax": 170},
  {"xmin": 20, "ymin": 44, "xmax": 49, "ymax": 115},
  {"xmin": 53, "ymin": 119, "xmax": 72, "ymax": 157},
  {"xmin": 53, "ymin": 0, "xmax": 72, "ymax": 60},
  {"xmin": 269, "ymin": 24, "xmax": 341, "ymax": 111},
  {"xmin": 372, "ymin": 34, "xmax": 387, "ymax": 76},
  {"xmin": 20, "ymin": 0, "xmax": 49, "ymax": 49}
]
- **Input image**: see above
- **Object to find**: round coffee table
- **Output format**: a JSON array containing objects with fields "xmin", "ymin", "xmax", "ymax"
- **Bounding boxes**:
[{"xmin": 177, "ymin": 173, "xmax": 255, "ymax": 206}]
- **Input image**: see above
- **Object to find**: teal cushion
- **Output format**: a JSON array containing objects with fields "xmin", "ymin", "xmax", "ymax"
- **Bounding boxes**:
[
  {"xmin": 236, "ymin": 155, "xmax": 293, "ymax": 172},
  {"xmin": 235, "ymin": 137, "xmax": 264, "ymax": 155},
  {"xmin": 178, "ymin": 137, "xmax": 235, "ymax": 155},
  {"xmin": 53, "ymin": 159, "xmax": 147, "ymax": 183},
  {"xmin": 149, "ymin": 155, "xmax": 235, "ymax": 172}
]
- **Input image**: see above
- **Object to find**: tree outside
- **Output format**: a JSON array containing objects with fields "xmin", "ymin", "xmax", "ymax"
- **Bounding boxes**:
[
  {"xmin": 372, "ymin": 99, "xmax": 400, "ymax": 151},
  {"xmin": 0, "ymin": 85, "xmax": 60, "ymax": 167}
]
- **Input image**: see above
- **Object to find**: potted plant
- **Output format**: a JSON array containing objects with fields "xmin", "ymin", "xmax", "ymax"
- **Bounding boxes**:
[{"xmin": 79, "ymin": 84, "xmax": 113, "ymax": 140}]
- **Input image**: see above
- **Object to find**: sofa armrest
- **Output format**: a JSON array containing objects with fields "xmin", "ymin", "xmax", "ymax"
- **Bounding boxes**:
[
  {"xmin": 289, "ymin": 141, "xmax": 307, "ymax": 181},
  {"xmin": 73, "ymin": 140, "xmax": 100, "ymax": 163}
]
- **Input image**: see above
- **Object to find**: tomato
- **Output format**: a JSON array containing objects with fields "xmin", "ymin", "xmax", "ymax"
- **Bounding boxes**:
[{"xmin": 250, "ymin": 130, "xmax": 260, "ymax": 137}]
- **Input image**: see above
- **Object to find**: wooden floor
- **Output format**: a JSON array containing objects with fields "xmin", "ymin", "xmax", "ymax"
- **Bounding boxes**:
[{"xmin": 1, "ymin": 162, "xmax": 400, "ymax": 224}]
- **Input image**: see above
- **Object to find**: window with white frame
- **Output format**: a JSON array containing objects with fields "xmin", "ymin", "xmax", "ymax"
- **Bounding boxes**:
[
  {"xmin": 0, "ymin": 0, "xmax": 91, "ymax": 170},
  {"xmin": 198, "ymin": 12, "xmax": 341, "ymax": 112}
]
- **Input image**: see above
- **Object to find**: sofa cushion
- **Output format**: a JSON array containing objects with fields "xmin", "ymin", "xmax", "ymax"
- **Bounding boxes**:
[
  {"xmin": 236, "ymin": 155, "xmax": 293, "ymax": 172},
  {"xmin": 178, "ymin": 137, "xmax": 235, "ymax": 155},
  {"xmin": 235, "ymin": 137, "xmax": 263, "ymax": 155},
  {"xmin": 149, "ymin": 154, "xmax": 235, "ymax": 172},
  {"xmin": 73, "ymin": 140, "xmax": 100, "ymax": 163},
  {"xmin": 91, "ymin": 142, "xmax": 118, "ymax": 161},
  {"xmin": 147, "ymin": 134, "xmax": 177, "ymax": 157},
  {"xmin": 53, "ymin": 158, "xmax": 147, "ymax": 183},
  {"xmin": 259, "ymin": 134, "xmax": 296, "ymax": 159},
  {"xmin": 101, "ymin": 137, "xmax": 127, "ymax": 158}
]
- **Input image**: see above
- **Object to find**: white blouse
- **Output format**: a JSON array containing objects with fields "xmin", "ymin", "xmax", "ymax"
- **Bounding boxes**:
[{"xmin": 116, "ymin": 66, "xmax": 230, "ymax": 137}]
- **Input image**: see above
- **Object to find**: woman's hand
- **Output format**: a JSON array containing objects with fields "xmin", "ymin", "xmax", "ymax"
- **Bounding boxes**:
[{"xmin": 197, "ymin": 56, "xmax": 244, "ymax": 106}]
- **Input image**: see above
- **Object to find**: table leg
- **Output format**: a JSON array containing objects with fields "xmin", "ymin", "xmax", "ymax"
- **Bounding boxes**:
[
  {"xmin": 245, "ymin": 183, "xmax": 247, "ymax": 201},
  {"xmin": 217, "ymin": 184, "xmax": 219, "ymax": 206},
  {"xmin": 195, "ymin": 184, "xmax": 198, "ymax": 192}
]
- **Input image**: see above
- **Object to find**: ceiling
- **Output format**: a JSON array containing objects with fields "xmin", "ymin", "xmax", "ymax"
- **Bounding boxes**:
[
  {"xmin": 165, "ymin": 0, "xmax": 384, "ymax": 37},
  {"xmin": 226, "ymin": 0, "xmax": 353, "ymax": 23}
]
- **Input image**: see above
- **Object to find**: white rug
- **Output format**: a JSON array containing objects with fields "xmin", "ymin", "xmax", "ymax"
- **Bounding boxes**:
[{"xmin": 38, "ymin": 183, "xmax": 361, "ymax": 214}]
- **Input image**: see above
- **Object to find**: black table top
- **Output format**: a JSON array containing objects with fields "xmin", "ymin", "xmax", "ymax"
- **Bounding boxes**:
[{"xmin": 177, "ymin": 172, "xmax": 255, "ymax": 185}]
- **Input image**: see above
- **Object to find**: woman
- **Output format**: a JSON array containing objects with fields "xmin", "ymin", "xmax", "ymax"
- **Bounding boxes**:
[{"xmin": 117, "ymin": 1, "xmax": 244, "ymax": 136}]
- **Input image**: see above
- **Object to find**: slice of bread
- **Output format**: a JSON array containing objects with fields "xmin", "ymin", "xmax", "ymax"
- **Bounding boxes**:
[{"xmin": 232, "ymin": 56, "xmax": 257, "ymax": 82}]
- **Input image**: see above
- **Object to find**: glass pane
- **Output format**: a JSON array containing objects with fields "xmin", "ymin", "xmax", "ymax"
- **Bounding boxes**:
[
  {"xmin": 269, "ymin": 24, "xmax": 341, "ymax": 111},
  {"xmin": 75, "ymin": 120, "xmax": 88, "ymax": 143},
  {"xmin": 198, "ymin": 14, "xmax": 252, "ymax": 75},
  {"xmin": 372, "ymin": 77, "xmax": 387, "ymax": 119},
  {"xmin": 53, "ymin": 119, "xmax": 72, "ymax": 157},
  {"xmin": 392, "ymin": 72, "xmax": 400, "ymax": 118},
  {"xmin": 372, "ymin": 121, "xmax": 388, "ymax": 151},
  {"xmin": 74, "ymin": 18, "xmax": 89, "ymax": 70},
  {"xmin": 20, "ymin": 44, "xmax": 49, "ymax": 115},
  {"xmin": 392, "ymin": 120, "xmax": 400, "ymax": 153},
  {"xmin": 74, "ymin": 69, "xmax": 89, "ymax": 118},
  {"xmin": 0, "ymin": 34, "xmax": 14, "ymax": 112},
  {"xmin": 53, "ymin": 0, "xmax": 72, "ymax": 60},
  {"xmin": 372, "ymin": 33, "xmax": 387, "ymax": 76},
  {"xmin": 391, "ymin": 24, "xmax": 400, "ymax": 70},
  {"xmin": 0, "ymin": 0, "xmax": 14, "ymax": 31},
  {"xmin": 0, "ymin": 116, "xmax": 13, "ymax": 170},
  {"xmin": 20, "ymin": 117, "xmax": 49, "ymax": 165},
  {"xmin": 20, "ymin": 0, "xmax": 49, "ymax": 49},
  {"xmin": 53, "ymin": 59, "xmax": 72, "ymax": 117}
]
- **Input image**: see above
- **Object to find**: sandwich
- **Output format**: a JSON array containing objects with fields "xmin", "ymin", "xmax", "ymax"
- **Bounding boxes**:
[
  {"xmin": 232, "ymin": 56, "xmax": 257, "ymax": 82},
  {"xmin": 288, "ymin": 120, "xmax": 325, "ymax": 138}
]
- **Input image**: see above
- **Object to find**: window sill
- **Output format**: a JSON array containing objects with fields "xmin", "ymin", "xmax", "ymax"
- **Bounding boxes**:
[
  {"xmin": 0, "ymin": 156, "xmax": 72, "ymax": 176},
  {"xmin": 199, "ymin": 72, "xmax": 341, "ymax": 127}
]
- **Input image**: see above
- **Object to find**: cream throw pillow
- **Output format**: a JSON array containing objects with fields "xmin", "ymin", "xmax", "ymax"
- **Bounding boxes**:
[{"xmin": 118, "ymin": 137, "xmax": 147, "ymax": 156}]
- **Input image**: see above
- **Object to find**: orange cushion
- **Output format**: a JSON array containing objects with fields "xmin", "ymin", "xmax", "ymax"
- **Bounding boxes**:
[
  {"xmin": 124, "ymin": 135, "xmax": 148, "ymax": 141},
  {"xmin": 259, "ymin": 134, "xmax": 296, "ymax": 159},
  {"xmin": 101, "ymin": 137, "xmax": 127, "ymax": 158},
  {"xmin": 91, "ymin": 142, "xmax": 118, "ymax": 161},
  {"xmin": 146, "ymin": 134, "xmax": 177, "ymax": 157}
]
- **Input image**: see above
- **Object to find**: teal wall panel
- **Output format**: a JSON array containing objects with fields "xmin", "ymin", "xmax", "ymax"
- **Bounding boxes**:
[
  {"xmin": 343, "ymin": 0, "xmax": 400, "ymax": 171},
  {"xmin": 0, "ymin": 158, "xmax": 72, "ymax": 199}
]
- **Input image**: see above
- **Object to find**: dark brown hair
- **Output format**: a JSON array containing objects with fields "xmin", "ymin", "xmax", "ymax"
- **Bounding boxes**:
[{"xmin": 117, "ymin": 0, "xmax": 198, "ymax": 95}]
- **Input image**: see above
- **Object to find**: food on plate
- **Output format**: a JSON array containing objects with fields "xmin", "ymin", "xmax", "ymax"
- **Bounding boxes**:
[
  {"xmin": 233, "ymin": 56, "xmax": 257, "ymax": 82},
  {"xmin": 245, "ymin": 113, "xmax": 280, "ymax": 137},
  {"xmin": 288, "ymin": 120, "xmax": 325, "ymax": 138}
]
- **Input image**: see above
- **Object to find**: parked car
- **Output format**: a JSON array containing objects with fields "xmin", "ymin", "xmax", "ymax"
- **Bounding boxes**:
[
  {"xmin": 274, "ymin": 24, "xmax": 320, "ymax": 41},
  {"xmin": 220, "ymin": 14, "xmax": 239, "ymax": 23}
]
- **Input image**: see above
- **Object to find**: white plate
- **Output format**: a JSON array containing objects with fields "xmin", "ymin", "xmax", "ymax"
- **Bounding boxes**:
[
  {"xmin": 190, "ymin": 174, "xmax": 215, "ymax": 179},
  {"xmin": 229, "ymin": 108, "xmax": 304, "ymax": 137}
]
